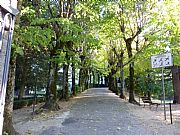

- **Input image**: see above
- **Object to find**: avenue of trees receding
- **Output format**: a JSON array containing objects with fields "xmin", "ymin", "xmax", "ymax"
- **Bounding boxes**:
[{"xmin": 3, "ymin": 0, "xmax": 180, "ymax": 134}]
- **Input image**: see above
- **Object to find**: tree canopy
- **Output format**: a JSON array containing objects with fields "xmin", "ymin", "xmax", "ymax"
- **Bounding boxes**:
[{"xmin": 11, "ymin": 0, "xmax": 179, "ymax": 102}]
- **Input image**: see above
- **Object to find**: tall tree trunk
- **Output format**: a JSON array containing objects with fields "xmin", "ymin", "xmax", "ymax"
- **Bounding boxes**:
[
  {"xmin": 42, "ymin": 61, "xmax": 60, "ymax": 111},
  {"xmin": 129, "ymin": 63, "xmax": 135, "ymax": 102},
  {"xmin": 63, "ymin": 46, "xmax": 71, "ymax": 100},
  {"xmin": 105, "ymin": 76, "xmax": 108, "ymax": 86},
  {"xmin": 108, "ymin": 73, "xmax": 114, "ymax": 92},
  {"xmin": 120, "ymin": 65, "xmax": 125, "ymax": 99},
  {"xmin": 108, "ymin": 68, "xmax": 118, "ymax": 94},
  {"xmin": 101, "ymin": 76, "xmax": 103, "ymax": 85},
  {"xmin": 114, "ymin": 78, "xmax": 118, "ymax": 95},
  {"xmin": 89, "ymin": 74, "xmax": 92, "ymax": 88},
  {"xmin": 126, "ymin": 39, "xmax": 137, "ymax": 104},
  {"xmin": 84, "ymin": 69, "xmax": 89, "ymax": 89},
  {"xmin": 63, "ymin": 63, "xmax": 69, "ymax": 100},
  {"xmin": 119, "ymin": 51, "xmax": 125, "ymax": 99},
  {"xmin": 172, "ymin": 66, "xmax": 180, "ymax": 104},
  {"xmin": 42, "ymin": 37, "xmax": 61, "ymax": 110},
  {"xmin": 97, "ymin": 73, "xmax": 100, "ymax": 86},
  {"xmin": 17, "ymin": 52, "xmax": 28, "ymax": 100},
  {"xmin": 18, "ymin": 82, "xmax": 25, "ymax": 99},
  {"xmin": 79, "ymin": 55, "xmax": 85, "ymax": 91},
  {"xmin": 92, "ymin": 71, "xmax": 96, "ymax": 87},
  {"xmin": 49, "ymin": 62, "xmax": 58, "ymax": 101},
  {"xmin": 3, "ymin": 59, "xmax": 20, "ymax": 135},
  {"xmin": 79, "ymin": 69, "xmax": 85, "ymax": 91},
  {"xmin": 46, "ymin": 61, "xmax": 51, "ymax": 101},
  {"xmin": 72, "ymin": 63, "xmax": 76, "ymax": 96},
  {"xmin": 18, "ymin": 60, "xmax": 26, "ymax": 99},
  {"xmin": 79, "ymin": 68, "xmax": 82, "ymax": 91}
]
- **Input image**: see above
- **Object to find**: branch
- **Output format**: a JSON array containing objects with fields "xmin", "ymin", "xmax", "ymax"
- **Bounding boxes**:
[
  {"xmin": 47, "ymin": 1, "xmax": 60, "ymax": 35},
  {"xmin": 112, "ymin": 47, "xmax": 119, "ymax": 59},
  {"xmin": 60, "ymin": 0, "xmax": 64, "ymax": 17},
  {"xmin": 123, "ymin": 40, "xmax": 153, "ymax": 67},
  {"xmin": 131, "ymin": 26, "xmax": 142, "ymax": 41}
]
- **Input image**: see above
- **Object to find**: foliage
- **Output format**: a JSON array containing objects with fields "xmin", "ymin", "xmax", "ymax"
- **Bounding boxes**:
[{"xmin": 12, "ymin": 0, "xmax": 180, "ymax": 103}]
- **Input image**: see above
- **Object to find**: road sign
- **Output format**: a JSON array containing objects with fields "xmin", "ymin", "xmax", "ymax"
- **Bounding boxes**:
[
  {"xmin": 151, "ymin": 53, "xmax": 173, "ymax": 68},
  {"xmin": 151, "ymin": 52, "xmax": 173, "ymax": 121}
]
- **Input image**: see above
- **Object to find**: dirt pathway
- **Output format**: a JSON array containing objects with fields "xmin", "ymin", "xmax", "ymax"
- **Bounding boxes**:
[{"xmin": 13, "ymin": 88, "xmax": 179, "ymax": 135}]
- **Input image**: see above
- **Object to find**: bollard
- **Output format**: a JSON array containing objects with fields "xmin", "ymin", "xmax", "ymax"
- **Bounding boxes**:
[
  {"xmin": 169, "ymin": 103, "xmax": 173, "ymax": 124},
  {"xmin": 139, "ymin": 96, "xmax": 140, "ymax": 106}
]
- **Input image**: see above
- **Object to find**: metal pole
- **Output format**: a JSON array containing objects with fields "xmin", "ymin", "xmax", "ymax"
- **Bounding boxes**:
[
  {"xmin": 32, "ymin": 76, "xmax": 37, "ymax": 118},
  {"xmin": 169, "ymin": 103, "xmax": 173, "ymax": 124},
  {"xmin": 120, "ymin": 63, "xmax": 125, "ymax": 98},
  {"xmin": 162, "ymin": 67, "xmax": 166, "ymax": 120},
  {"xmin": 139, "ymin": 96, "xmax": 140, "ymax": 106},
  {"xmin": 32, "ymin": 87, "xmax": 35, "ymax": 118}
]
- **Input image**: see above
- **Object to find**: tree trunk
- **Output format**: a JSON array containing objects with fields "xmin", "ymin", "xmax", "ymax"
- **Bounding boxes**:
[
  {"xmin": 84, "ymin": 69, "xmax": 89, "ymax": 89},
  {"xmin": 42, "ymin": 61, "xmax": 60, "ymax": 111},
  {"xmin": 18, "ymin": 62, "xmax": 26, "ymax": 99},
  {"xmin": 72, "ymin": 63, "xmax": 76, "ymax": 96},
  {"xmin": 97, "ymin": 73, "xmax": 100, "ymax": 86},
  {"xmin": 119, "ymin": 51, "xmax": 125, "ymax": 99},
  {"xmin": 128, "ymin": 63, "xmax": 135, "ymax": 103},
  {"xmin": 18, "ymin": 83, "xmax": 25, "ymax": 100},
  {"xmin": 108, "ymin": 74, "xmax": 113, "ymax": 91},
  {"xmin": 49, "ymin": 62, "xmax": 58, "ymax": 101},
  {"xmin": 120, "ymin": 68, "xmax": 125, "ymax": 99},
  {"xmin": 105, "ymin": 76, "xmax": 108, "ymax": 86},
  {"xmin": 3, "ymin": 59, "xmax": 20, "ymax": 135},
  {"xmin": 108, "ymin": 73, "xmax": 115, "ymax": 92},
  {"xmin": 79, "ymin": 55, "xmax": 86, "ymax": 91},
  {"xmin": 89, "ymin": 74, "xmax": 92, "ymax": 88},
  {"xmin": 92, "ymin": 71, "xmax": 96, "ymax": 87},
  {"xmin": 80, "ymin": 69, "xmax": 85, "ymax": 91},
  {"xmin": 101, "ymin": 76, "xmax": 103, "ymax": 85},
  {"xmin": 46, "ymin": 62, "xmax": 51, "ymax": 101},
  {"xmin": 63, "ymin": 63, "xmax": 69, "ymax": 100},
  {"xmin": 114, "ymin": 78, "xmax": 118, "ymax": 95},
  {"xmin": 18, "ymin": 54, "xmax": 28, "ymax": 100},
  {"xmin": 79, "ymin": 68, "xmax": 83, "ymax": 91},
  {"xmin": 172, "ymin": 66, "xmax": 180, "ymax": 104},
  {"xmin": 108, "ymin": 67, "xmax": 117, "ymax": 94},
  {"xmin": 126, "ymin": 39, "xmax": 138, "ymax": 104}
]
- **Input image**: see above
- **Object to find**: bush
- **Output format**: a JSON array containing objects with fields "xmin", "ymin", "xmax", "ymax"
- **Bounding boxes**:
[{"xmin": 13, "ymin": 96, "xmax": 45, "ymax": 109}]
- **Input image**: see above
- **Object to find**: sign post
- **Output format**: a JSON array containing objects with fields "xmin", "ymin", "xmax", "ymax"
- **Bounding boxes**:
[
  {"xmin": 161, "ymin": 67, "xmax": 166, "ymax": 120},
  {"xmin": 151, "ymin": 52, "xmax": 173, "ymax": 120}
]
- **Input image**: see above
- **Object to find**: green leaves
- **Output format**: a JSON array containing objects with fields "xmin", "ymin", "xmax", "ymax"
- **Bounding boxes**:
[
  {"xmin": 15, "ymin": 46, "xmax": 24, "ymax": 56},
  {"xmin": 13, "ymin": 0, "xmax": 180, "ymax": 87},
  {"xmin": 20, "ymin": 26, "xmax": 53, "ymax": 48}
]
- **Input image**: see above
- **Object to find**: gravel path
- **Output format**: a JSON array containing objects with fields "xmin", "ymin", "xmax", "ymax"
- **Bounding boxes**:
[{"xmin": 14, "ymin": 88, "xmax": 178, "ymax": 135}]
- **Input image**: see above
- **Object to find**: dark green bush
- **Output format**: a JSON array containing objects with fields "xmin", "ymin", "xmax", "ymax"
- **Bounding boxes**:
[{"xmin": 13, "ymin": 97, "xmax": 45, "ymax": 109}]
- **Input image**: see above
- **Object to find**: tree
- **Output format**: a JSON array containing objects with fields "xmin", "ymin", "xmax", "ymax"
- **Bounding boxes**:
[
  {"xmin": 116, "ymin": 0, "xmax": 149, "ymax": 103},
  {"xmin": 36, "ymin": 0, "xmax": 83, "ymax": 107},
  {"xmin": 172, "ymin": 66, "xmax": 180, "ymax": 103},
  {"xmin": 99, "ymin": 0, "xmax": 164, "ymax": 103}
]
